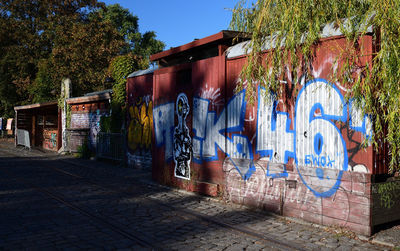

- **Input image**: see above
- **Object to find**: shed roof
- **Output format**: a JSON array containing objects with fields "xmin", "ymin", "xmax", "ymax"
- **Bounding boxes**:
[
  {"xmin": 226, "ymin": 20, "xmax": 374, "ymax": 59},
  {"xmin": 127, "ymin": 68, "xmax": 155, "ymax": 78},
  {"xmin": 14, "ymin": 101, "xmax": 58, "ymax": 111},
  {"xmin": 150, "ymin": 30, "xmax": 249, "ymax": 63},
  {"xmin": 66, "ymin": 92, "xmax": 111, "ymax": 105},
  {"xmin": 84, "ymin": 89, "xmax": 113, "ymax": 97}
]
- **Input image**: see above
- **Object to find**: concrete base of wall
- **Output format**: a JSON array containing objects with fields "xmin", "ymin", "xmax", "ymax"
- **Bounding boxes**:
[
  {"xmin": 127, "ymin": 153, "xmax": 152, "ymax": 169},
  {"xmin": 151, "ymin": 157, "xmax": 400, "ymax": 236},
  {"xmin": 222, "ymin": 158, "xmax": 375, "ymax": 235},
  {"xmin": 66, "ymin": 128, "xmax": 89, "ymax": 153},
  {"xmin": 372, "ymin": 179, "xmax": 400, "ymax": 227}
]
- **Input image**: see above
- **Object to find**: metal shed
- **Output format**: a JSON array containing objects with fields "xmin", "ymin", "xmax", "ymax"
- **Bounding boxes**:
[{"xmin": 134, "ymin": 26, "xmax": 400, "ymax": 236}]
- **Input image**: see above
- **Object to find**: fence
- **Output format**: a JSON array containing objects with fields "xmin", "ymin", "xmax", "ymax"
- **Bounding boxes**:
[{"xmin": 96, "ymin": 132, "xmax": 125, "ymax": 162}]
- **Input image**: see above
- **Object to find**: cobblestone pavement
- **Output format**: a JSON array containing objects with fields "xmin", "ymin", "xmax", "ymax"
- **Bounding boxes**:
[{"xmin": 0, "ymin": 141, "xmax": 398, "ymax": 251}]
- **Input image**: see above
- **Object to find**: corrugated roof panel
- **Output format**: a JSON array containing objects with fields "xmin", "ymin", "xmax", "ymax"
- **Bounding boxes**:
[
  {"xmin": 127, "ymin": 68, "xmax": 155, "ymax": 78},
  {"xmin": 226, "ymin": 21, "xmax": 374, "ymax": 59}
]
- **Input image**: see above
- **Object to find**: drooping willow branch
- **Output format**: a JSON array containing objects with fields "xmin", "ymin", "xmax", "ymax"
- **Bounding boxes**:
[{"xmin": 230, "ymin": 0, "xmax": 400, "ymax": 173}]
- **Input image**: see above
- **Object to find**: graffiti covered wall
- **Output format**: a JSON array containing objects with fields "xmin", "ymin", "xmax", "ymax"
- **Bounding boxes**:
[
  {"xmin": 69, "ymin": 101, "xmax": 109, "ymax": 149},
  {"xmin": 43, "ymin": 130, "xmax": 58, "ymax": 151},
  {"xmin": 126, "ymin": 72, "xmax": 153, "ymax": 168},
  {"xmin": 222, "ymin": 36, "xmax": 375, "ymax": 235},
  {"xmin": 152, "ymin": 58, "xmax": 226, "ymax": 193},
  {"xmin": 372, "ymin": 180, "xmax": 400, "ymax": 226},
  {"xmin": 149, "ymin": 33, "xmax": 397, "ymax": 235}
]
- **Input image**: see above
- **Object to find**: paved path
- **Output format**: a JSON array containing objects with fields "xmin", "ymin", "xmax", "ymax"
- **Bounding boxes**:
[{"xmin": 0, "ymin": 142, "xmax": 397, "ymax": 250}]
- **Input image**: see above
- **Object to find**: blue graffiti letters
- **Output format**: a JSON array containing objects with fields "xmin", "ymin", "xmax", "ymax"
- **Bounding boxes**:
[
  {"xmin": 153, "ymin": 103, "xmax": 175, "ymax": 160},
  {"xmin": 295, "ymin": 79, "xmax": 348, "ymax": 197},
  {"xmin": 154, "ymin": 78, "xmax": 371, "ymax": 198},
  {"xmin": 304, "ymin": 154, "xmax": 335, "ymax": 168},
  {"xmin": 193, "ymin": 90, "xmax": 246, "ymax": 160}
]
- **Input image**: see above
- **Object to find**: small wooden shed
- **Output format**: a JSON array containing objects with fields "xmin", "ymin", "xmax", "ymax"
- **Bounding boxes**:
[
  {"xmin": 14, "ymin": 101, "xmax": 61, "ymax": 151},
  {"xmin": 65, "ymin": 90, "xmax": 111, "ymax": 152}
]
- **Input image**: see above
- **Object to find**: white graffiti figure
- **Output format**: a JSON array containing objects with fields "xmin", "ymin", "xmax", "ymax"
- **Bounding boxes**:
[{"xmin": 174, "ymin": 93, "xmax": 192, "ymax": 180}]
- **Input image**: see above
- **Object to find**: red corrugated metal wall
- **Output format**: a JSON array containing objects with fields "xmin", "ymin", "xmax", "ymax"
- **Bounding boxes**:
[
  {"xmin": 146, "ymin": 33, "xmax": 394, "ymax": 235},
  {"xmin": 150, "ymin": 34, "xmax": 385, "ymax": 190},
  {"xmin": 226, "ymin": 35, "xmax": 378, "ymax": 175},
  {"xmin": 126, "ymin": 73, "xmax": 154, "ymax": 167}
]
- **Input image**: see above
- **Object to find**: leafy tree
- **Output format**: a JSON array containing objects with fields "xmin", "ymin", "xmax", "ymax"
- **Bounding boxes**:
[
  {"xmin": 97, "ymin": 4, "xmax": 165, "ymax": 59},
  {"xmin": 230, "ymin": 0, "xmax": 400, "ymax": 173},
  {"xmin": 0, "ymin": 0, "xmax": 130, "ymax": 114},
  {"xmin": 102, "ymin": 53, "xmax": 148, "ymax": 133},
  {"xmin": 97, "ymin": 4, "xmax": 165, "ymax": 132},
  {"xmin": 96, "ymin": 3, "xmax": 139, "ymax": 54},
  {"xmin": 108, "ymin": 53, "xmax": 148, "ymax": 106},
  {"xmin": 46, "ymin": 10, "xmax": 125, "ymax": 97},
  {"xmin": 0, "ymin": 1, "xmax": 164, "ymax": 116},
  {"xmin": 133, "ymin": 31, "xmax": 165, "ymax": 61},
  {"xmin": 29, "ymin": 59, "xmax": 56, "ymax": 104}
]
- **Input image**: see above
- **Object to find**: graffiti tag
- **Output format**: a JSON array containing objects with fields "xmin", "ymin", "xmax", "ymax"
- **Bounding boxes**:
[{"xmin": 153, "ymin": 78, "xmax": 372, "ymax": 197}]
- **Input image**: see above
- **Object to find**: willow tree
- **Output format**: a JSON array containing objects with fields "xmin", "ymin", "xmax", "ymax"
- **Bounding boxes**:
[{"xmin": 230, "ymin": 0, "xmax": 400, "ymax": 173}]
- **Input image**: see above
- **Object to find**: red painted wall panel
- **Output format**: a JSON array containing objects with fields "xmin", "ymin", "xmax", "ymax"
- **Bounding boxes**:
[
  {"xmin": 126, "ymin": 74, "xmax": 154, "ymax": 167},
  {"xmin": 146, "ymin": 33, "xmax": 394, "ymax": 235}
]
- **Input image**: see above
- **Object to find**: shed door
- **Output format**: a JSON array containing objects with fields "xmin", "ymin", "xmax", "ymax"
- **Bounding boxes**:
[{"xmin": 35, "ymin": 115, "xmax": 44, "ymax": 147}]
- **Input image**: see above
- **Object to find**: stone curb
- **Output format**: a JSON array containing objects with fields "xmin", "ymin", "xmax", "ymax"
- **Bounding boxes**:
[{"xmin": 370, "ymin": 239, "xmax": 396, "ymax": 249}]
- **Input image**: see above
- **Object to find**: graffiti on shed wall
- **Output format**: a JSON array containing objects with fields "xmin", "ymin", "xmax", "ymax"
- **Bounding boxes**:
[
  {"xmin": 153, "ymin": 102, "xmax": 175, "ymax": 160},
  {"xmin": 70, "ymin": 109, "xmax": 108, "ymax": 148},
  {"xmin": 153, "ymin": 78, "xmax": 372, "ymax": 196},
  {"xmin": 200, "ymin": 83, "xmax": 224, "ymax": 110},
  {"xmin": 374, "ymin": 181, "xmax": 400, "ymax": 209},
  {"xmin": 127, "ymin": 95, "xmax": 153, "ymax": 155},
  {"xmin": 89, "ymin": 110, "xmax": 102, "ymax": 147},
  {"xmin": 193, "ymin": 90, "xmax": 256, "ymax": 180},
  {"xmin": 173, "ymin": 93, "xmax": 192, "ymax": 180},
  {"xmin": 43, "ymin": 131, "xmax": 57, "ymax": 150}
]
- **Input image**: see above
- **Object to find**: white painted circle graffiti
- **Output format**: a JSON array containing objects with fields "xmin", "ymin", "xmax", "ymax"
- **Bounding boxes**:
[{"xmin": 295, "ymin": 79, "xmax": 348, "ymax": 197}]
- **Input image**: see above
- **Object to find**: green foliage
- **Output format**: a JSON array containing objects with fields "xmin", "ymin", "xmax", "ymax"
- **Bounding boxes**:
[
  {"xmin": 100, "ymin": 104, "xmax": 123, "ymax": 133},
  {"xmin": 109, "ymin": 102, "xmax": 124, "ymax": 133},
  {"xmin": 0, "ymin": 0, "xmax": 111, "ymax": 109},
  {"xmin": 132, "ymin": 31, "xmax": 166, "ymax": 60},
  {"xmin": 100, "ymin": 115, "xmax": 111, "ymax": 133},
  {"xmin": 0, "ymin": 1, "xmax": 164, "ymax": 117},
  {"xmin": 231, "ymin": 0, "xmax": 400, "ymax": 173},
  {"xmin": 48, "ymin": 10, "xmax": 126, "ymax": 97},
  {"xmin": 97, "ymin": 4, "xmax": 165, "ymax": 59},
  {"xmin": 0, "ymin": 54, "xmax": 17, "ymax": 117},
  {"xmin": 76, "ymin": 137, "xmax": 91, "ymax": 159},
  {"xmin": 57, "ymin": 81, "xmax": 72, "ymax": 129},
  {"xmin": 66, "ymin": 104, "xmax": 72, "ymax": 129},
  {"xmin": 98, "ymin": 4, "xmax": 164, "ymax": 133},
  {"xmin": 96, "ymin": 3, "xmax": 139, "ymax": 54},
  {"xmin": 29, "ymin": 60, "xmax": 57, "ymax": 103},
  {"xmin": 104, "ymin": 53, "xmax": 149, "ymax": 133},
  {"xmin": 108, "ymin": 53, "xmax": 148, "ymax": 106}
]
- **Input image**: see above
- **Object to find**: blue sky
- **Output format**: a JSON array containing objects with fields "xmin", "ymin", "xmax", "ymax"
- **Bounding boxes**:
[{"xmin": 101, "ymin": 0, "xmax": 240, "ymax": 49}]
